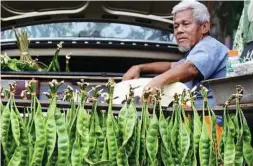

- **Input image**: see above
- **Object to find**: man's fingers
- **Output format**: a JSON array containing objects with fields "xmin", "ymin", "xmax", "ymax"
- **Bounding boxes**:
[
  {"xmin": 122, "ymin": 75, "xmax": 131, "ymax": 81},
  {"xmin": 122, "ymin": 74, "xmax": 138, "ymax": 81},
  {"xmin": 133, "ymin": 75, "xmax": 139, "ymax": 79}
]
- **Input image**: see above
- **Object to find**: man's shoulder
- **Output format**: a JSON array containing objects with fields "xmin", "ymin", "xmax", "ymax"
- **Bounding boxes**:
[
  {"xmin": 193, "ymin": 36, "xmax": 229, "ymax": 53},
  {"xmin": 197, "ymin": 36, "xmax": 226, "ymax": 47}
]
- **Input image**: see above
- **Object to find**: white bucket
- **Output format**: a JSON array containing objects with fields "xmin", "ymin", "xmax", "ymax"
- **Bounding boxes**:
[{"xmin": 113, "ymin": 78, "xmax": 190, "ymax": 107}]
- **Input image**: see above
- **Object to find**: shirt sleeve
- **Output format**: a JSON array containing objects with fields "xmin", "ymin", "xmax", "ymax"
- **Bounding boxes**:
[
  {"xmin": 171, "ymin": 59, "xmax": 185, "ymax": 69},
  {"xmin": 186, "ymin": 43, "xmax": 218, "ymax": 80}
]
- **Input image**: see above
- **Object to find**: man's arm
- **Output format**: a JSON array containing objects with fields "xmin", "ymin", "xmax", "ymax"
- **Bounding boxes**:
[
  {"xmin": 138, "ymin": 62, "xmax": 172, "ymax": 73},
  {"xmin": 146, "ymin": 61, "xmax": 200, "ymax": 88},
  {"xmin": 122, "ymin": 62, "xmax": 172, "ymax": 80}
]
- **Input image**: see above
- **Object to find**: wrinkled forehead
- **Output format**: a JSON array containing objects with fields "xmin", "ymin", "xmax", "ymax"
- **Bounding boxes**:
[{"xmin": 173, "ymin": 9, "xmax": 195, "ymax": 23}]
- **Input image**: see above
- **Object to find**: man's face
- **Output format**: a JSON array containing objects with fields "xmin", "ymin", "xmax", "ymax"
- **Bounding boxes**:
[{"xmin": 173, "ymin": 9, "xmax": 204, "ymax": 52}]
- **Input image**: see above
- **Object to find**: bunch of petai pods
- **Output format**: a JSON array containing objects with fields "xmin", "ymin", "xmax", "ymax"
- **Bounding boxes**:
[{"xmin": 1, "ymin": 79, "xmax": 253, "ymax": 166}]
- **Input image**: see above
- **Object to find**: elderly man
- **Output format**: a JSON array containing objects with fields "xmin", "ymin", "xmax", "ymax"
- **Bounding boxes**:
[{"xmin": 123, "ymin": 0, "xmax": 228, "ymax": 107}]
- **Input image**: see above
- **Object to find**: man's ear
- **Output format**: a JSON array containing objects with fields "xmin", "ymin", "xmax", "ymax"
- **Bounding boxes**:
[{"xmin": 201, "ymin": 21, "xmax": 210, "ymax": 35}]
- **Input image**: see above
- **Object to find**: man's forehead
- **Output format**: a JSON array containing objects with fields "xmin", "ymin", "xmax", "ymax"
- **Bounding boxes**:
[{"xmin": 173, "ymin": 9, "xmax": 194, "ymax": 22}]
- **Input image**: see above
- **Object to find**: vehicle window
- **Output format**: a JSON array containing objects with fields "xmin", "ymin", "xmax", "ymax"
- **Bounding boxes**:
[{"xmin": 1, "ymin": 22, "xmax": 176, "ymax": 43}]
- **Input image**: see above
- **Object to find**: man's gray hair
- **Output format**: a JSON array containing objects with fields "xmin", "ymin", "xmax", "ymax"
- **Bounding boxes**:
[{"xmin": 172, "ymin": 0, "xmax": 210, "ymax": 24}]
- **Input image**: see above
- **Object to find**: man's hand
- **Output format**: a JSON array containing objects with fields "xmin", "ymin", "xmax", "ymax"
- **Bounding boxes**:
[
  {"xmin": 144, "ymin": 75, "xmax": 166, "ymax": 95},
  {"xmin": 146, "ymin": 75, "xmax": 164, "ymax": 89},
  {"xmin": 122, "ymin": 65, "xmax": 141, "ymax": 80}
]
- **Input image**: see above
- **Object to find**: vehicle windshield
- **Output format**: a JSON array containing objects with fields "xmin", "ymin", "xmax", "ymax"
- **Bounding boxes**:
[{"xmin": 1, "ymin": 22, "xmax": 176, "ymax": 43}]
